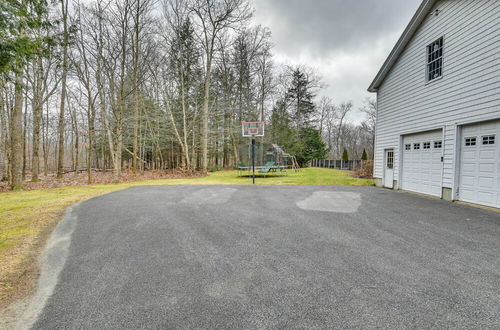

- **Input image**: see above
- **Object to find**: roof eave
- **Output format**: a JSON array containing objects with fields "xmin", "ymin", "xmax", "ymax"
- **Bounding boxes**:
[{"xmin": 367, "ymin": 0, "xmax": 438, "ymax": 93}]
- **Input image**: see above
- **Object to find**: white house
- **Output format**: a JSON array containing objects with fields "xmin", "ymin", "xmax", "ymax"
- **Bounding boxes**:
[{"xmin": 368, "ymin": 0, "xmax": 500, "ymax": 209}]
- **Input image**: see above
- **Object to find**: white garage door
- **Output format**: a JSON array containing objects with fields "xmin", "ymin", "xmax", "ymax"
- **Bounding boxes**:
[
  {"xmin": 402, "ymin": 130, "xmax": 443, "ymax": 197},
  {"xmin": 459, "ymin": 120, "xmax": 500, "ymax": 208}
]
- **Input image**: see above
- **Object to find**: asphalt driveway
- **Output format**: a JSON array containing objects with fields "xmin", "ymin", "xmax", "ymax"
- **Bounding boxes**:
[{"xmin": 30, "ymin": 186, "xmax": 500, "ymax": 329}]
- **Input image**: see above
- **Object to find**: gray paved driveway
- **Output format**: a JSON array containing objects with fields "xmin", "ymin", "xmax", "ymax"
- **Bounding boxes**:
[{"xmin": 32, "ymin": 186, "xmax": 500, "ymax": 329}]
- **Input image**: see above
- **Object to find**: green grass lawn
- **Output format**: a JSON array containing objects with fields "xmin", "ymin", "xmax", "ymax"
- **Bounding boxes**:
[
  {"xmin": 162, "ymin": 168, "xmax": 373, "ymax": 186},
  {"xmin": 0, "ymin": 168, "xmax": 372, "ymax": 307}
]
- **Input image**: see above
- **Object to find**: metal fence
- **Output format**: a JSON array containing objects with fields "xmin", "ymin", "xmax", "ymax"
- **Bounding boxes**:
[{"xmin": 310, "ymin": 159, "xmax": 363, "ymax": 171}]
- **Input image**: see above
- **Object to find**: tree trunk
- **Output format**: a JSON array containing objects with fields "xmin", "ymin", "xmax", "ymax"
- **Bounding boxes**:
[
  {"xmin": 10, "ymin": 71, "xmax": 24, "ymax": 190},
  {"xmin": 132, "ymin": 100, "xmax": 139, "ymax": 172},
  {"xmin": 201, "ymin": 56, "xmax": 212, "ymax": 173},
  {"xmin": 31, "ymin": 57, "xmax": 43, "ymax": 181},
  {"xmin": 0, "ymin": 85, "xmax": 8, "ymax": 181},
  {"xmin": 87, "ymin": 104, "xmax": 94, "ymax": 183},
  {"xmin": 43, "ymin": 101, "xmax": 49, "ymax": 175},
  {"xmin": 113, "ymin": 125, "xmax": 122, "ymax": 183},
  {"xmin": 72, "ymin": 112, "xmax": 79, "ymax": 172},
  {"xmin": 131, "ymin": 0, "xmax": 141, "ymax": 173},
  {"xmin": 180, "ymin": 68, "xmax": 191, "ymax": 171},
  {"xmin": 56, "ymin": 0, "xmax": 69, "ymax": 179},
  {"xmin": 22, "ymin": 96, "xmax": 28, "ymax": 180}
]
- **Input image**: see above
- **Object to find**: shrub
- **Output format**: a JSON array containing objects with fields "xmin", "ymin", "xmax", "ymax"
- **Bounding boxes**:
[{"xmin": 352, "ymin": 160, "xmax": 373, "ymax": 178}]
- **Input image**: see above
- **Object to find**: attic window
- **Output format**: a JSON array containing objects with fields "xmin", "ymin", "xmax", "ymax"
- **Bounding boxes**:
[{"xmin": 427, "ymin": 37, "xmax": 443, "ymax": 82}]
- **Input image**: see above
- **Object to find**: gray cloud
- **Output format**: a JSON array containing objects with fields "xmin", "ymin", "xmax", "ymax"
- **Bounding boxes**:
[
  {"xmin": 254, "ymin": 0, "xmax": 421, "ymax": 56},
  {"xmin": 252, "ymin": 0, "xmax": 422, "ymax": 122}
]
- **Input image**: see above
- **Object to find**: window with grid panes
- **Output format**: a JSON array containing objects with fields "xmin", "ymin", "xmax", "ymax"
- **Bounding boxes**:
[{"xmin": 427, "ymin": 37, "xmax": 443, "ymax": 81}]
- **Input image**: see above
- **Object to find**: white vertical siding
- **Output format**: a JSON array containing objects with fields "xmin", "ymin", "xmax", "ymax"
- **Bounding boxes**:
[{"xmin": 374, "ymin": 0, "xmax": 500, "ymax": 191}]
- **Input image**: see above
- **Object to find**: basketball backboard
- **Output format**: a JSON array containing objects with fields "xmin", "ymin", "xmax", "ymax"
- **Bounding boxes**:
[{"xmin": 242, "ymin": 122, "xmax": 265, "ymax": 137}]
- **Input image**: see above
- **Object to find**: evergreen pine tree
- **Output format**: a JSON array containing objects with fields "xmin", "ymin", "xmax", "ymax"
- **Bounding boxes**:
[
  {"xmin": 342, "ymin": 148, "xmax": 349, "ymax": 161},
  {"xmin": 361, "ymin": 149, "xmax": 368, "ymax": 161},
  {"xmin": 287, "ymin": 128, "xmax": 326, "ymax": 167},
  {"xmin": 286, "ymin": 67, "xmax": 316, "ymax": 129}
]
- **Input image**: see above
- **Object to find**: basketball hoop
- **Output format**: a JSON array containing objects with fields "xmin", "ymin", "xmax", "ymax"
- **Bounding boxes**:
[
  {"xmin": 242, "ymin": 122, "xmax": 265, "ymax": 137},
  {"xmin": 241, "ymin": 122, "xmax": 265, "ymax": 184}
]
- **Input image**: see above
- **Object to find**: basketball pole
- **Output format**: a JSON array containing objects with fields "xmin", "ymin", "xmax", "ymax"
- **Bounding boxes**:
[
  {"xmin": 251, "ymin": 137, "xmax": 256, "ymax": 184},
  {"xmin": 242, "ymin": 122, "xmax": 263, "ymax": 185}
]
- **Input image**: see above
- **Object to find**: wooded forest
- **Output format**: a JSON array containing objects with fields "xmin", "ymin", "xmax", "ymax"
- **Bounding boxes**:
[{"xmin": 0, "ymin": 0, "xmax": 375, "ymax": 190}]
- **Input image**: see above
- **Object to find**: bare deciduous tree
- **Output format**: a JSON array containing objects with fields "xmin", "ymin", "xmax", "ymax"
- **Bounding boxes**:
[
  {"xmin": 56, "ymin": 0, "xmax": 70, "ymax": 179},
  {"xmin": 191, "ymin": 0, "xmax": 252, "ymax": 172}
]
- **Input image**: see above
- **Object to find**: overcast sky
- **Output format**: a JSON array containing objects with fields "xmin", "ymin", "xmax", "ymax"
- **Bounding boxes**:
[{"xmin": 252, "ymin": 0, "xmax": 422, "ymax": 123}]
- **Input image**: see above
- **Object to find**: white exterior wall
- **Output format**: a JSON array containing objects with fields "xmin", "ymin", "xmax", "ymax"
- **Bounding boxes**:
[{"xmin": 374, "ymin": 0, "xmax": 500, "ymax": 195}]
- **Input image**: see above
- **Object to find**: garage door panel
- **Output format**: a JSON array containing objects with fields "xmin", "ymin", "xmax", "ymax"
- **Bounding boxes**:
[
  {"xmin": 478, "ymin": 176, "xmax": 494, "ymax": 188},
  {"xmin": 460, "ymin": 189, "xmax": 475, "ymax": 201},
  {"xmin": 461, "ymin": 175, "xmax": 475, "ymax": 186},
  {"xmin": 461, "ymin": 163, "xmax": 476, "ymax": 173},
  {"xmin": 462, "ymin": 125, "xmax": 478, "ymax": 135},
  {"xmin": 459, "ymin": 119, "xmax": 500, "ymax": 208},
  {"xmin": 479, "ymin": 163, "xmax": 494, "ymax": 172},
  {"xmin": 479, "ymin": 149, "xmax": 495, "ymax": 159},
  {"xmin": 477, "ymin": 191, "xmax": 495, "ymax": 204},
  {"xmin": 462, "ymin": 150, "xmax": 476, "ymax": 160}
]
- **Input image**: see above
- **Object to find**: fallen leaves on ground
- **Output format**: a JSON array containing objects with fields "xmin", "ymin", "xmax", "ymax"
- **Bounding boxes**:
[{"xmin": 0, "ymin": 169, "xmax": 204, "ymax": 192}]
